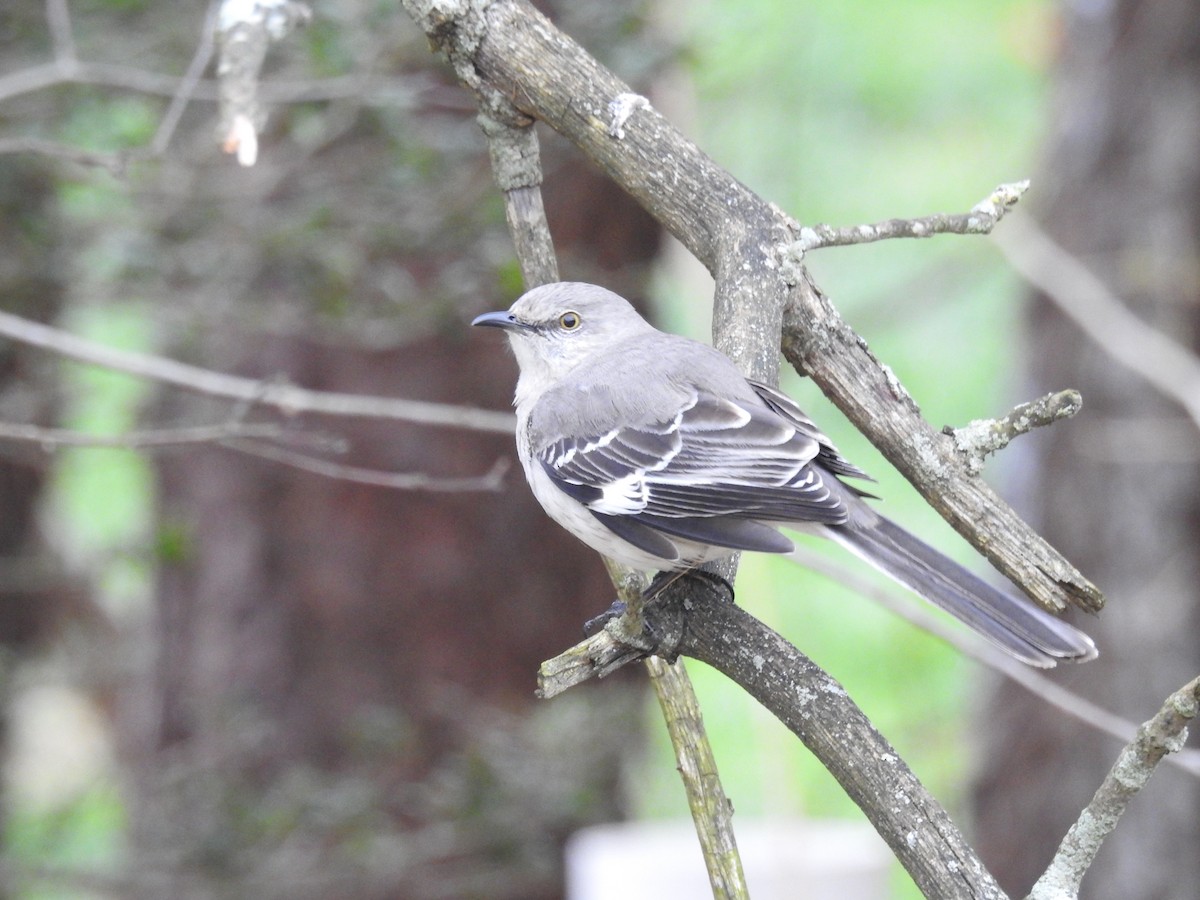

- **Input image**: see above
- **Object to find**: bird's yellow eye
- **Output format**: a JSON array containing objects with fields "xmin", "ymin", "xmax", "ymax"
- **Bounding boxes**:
[{"xmin": 559, "ymin": 311, "xmax": 582, "ymax": 330}]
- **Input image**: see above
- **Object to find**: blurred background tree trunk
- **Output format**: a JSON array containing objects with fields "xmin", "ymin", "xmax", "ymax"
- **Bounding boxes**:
[{"xmin": 974, "ymin": 2, "xmax": 1200, "ymax": 896}]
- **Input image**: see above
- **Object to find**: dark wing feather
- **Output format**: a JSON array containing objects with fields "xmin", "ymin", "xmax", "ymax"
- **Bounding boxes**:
[{"xmin": 747, "ymin": 379, "xmax": 876, "ymax": 486}]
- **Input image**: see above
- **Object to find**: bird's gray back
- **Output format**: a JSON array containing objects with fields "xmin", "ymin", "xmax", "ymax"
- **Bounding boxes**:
[{"xmin": 525, "ymin": 331, "xmax": 758, "ymax": 448}]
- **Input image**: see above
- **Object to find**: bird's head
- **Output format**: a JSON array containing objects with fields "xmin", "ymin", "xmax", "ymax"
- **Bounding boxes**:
[{"xmin": 472, "ymin": 282, "xmax": 654, "ymax": 392}]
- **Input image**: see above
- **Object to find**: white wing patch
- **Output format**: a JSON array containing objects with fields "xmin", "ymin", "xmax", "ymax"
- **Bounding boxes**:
[{"xmin": 592, "ymin": 472, "xmax": 651, "ymax": 515}]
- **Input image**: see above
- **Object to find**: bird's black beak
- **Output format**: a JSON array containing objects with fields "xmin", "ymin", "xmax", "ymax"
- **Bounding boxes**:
[{"xmin": 471, "ymin": 310, "xmax": 529, "ymax": 331}]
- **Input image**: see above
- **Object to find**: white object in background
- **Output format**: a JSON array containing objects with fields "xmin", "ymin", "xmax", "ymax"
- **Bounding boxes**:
[{"xmin": 566, "ymin": 818, "xmax": 893, "ymax": 900}]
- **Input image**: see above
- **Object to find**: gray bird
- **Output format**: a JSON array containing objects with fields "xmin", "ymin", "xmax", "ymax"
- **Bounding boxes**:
[{"xmin": 473, "ymin": 281, "xmax": 1096, "ymax": 667}]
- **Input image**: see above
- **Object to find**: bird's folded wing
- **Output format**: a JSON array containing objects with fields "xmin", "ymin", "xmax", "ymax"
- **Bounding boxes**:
[
  {"xmin": 746, "ymin": 379, "xmax": 875, "ymax": 482},
  {"xmin": 536, "ymin": 387, "xmax": 851, "ymax": 531}
]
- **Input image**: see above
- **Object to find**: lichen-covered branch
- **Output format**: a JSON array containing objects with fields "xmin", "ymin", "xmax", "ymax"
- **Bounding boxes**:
[
  {"xmin": 788, "ymin": 180, "xmax": 1030, "ymax": 253},
  {"xmin": 948, "ymin": 390, "xmax": 1084, "ymax": 476},
  {"xmin": 1028, "ymin": 676, "xmax": 1200, "ymax": 900}
]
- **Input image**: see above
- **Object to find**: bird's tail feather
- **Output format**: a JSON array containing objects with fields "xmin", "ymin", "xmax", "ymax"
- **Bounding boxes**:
[{"xmin": 822, "ymin": 516, "xmax": 1097, "ymax": 667}]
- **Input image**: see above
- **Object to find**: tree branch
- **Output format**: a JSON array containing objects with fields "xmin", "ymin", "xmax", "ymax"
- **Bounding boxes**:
[
  {"xmin": 226, "ymin": 439, "xmax": 510, "ymax": 491},
  {"xmin": 151, "ymin": 0, "xmax": 221, "ymax": 157},
  {"xmin": 216, "ymin": 0, "xmax": 313, "ymax": 165},
  {"xmin": 1028, "ymin": 676, "xmax": 1200, "ymax": 900},
  {"xmin": 0, "ymin": 418, "xmax": 310, "ymax": 449},
  {"xmin": 644, "ymin": 655, "xmax": 749, "ymax": 899},
  {"xmin": 789, "ymin": 180, "xmax": 1030, "ymax": 253},
  {"xmin": 947, "ymin": 389, "xmax": 1084, "ymax": 477},
  {"xmin": 0, "ymin": 419, "xmax": 509, "ymax": 491}
]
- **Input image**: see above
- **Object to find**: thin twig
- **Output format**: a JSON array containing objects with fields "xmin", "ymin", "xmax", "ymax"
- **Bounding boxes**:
[
  {"xmin": 151, "ymin": 1, "xmax": 221, "ymax": 156},
  {"xmin": 947, "ymin": 389, "xmax": 1084, "ymax": 476},
  {"xmin": 0, "ymin": 308, "xmax": 515, "ymax": 434},
  {"xmin": 1028, "ymin": 676, "xmax": 1200, "ymax": 900},
  {"xmin": 788, "ymin": 180, "xmax": 1030, "ymax": 254},
  {"xmin": 0, "ymin": 419, "xmax": 318, "ymax": 450},
  {"xmin": 225, "ymin": 440, "xmax": 511, "ymax": 491},
  {"xmin": 646, "ymin": 656, "xmax": 750, "ymax": 899},
  {"xmin": 0, "ymin": 418, "xmax": 505, "ymax": 490},
  {"xmin": 993, "ymin": 213, "xmax": 1200, "ymax": 432},
  {"xmin": 0, "ymin": 137, "xmax": 126, "ymax": 174},
  {"xmin": 0, "ymin": 60, "xmax": 422, "ymax": 107}
]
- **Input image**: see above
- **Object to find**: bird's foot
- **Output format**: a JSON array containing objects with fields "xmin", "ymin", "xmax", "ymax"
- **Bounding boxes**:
[{"xmin": 583, "ymin": 600, "xmax": 626, "ymax": 637}]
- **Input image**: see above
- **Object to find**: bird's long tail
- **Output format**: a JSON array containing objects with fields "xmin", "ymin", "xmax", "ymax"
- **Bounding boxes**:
[{"xmin": 823, "ymin": 516, "xmax": 1097, "ymax": 667}]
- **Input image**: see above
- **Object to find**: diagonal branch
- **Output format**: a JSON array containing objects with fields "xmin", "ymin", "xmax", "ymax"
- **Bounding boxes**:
[
  {"xmin": 538, "ymin": 576, "xmax": 1007, "ymax": 899},
  {"xmin": 1028, "ymin": 676, "xmax": 1200, "ymax": 900}
]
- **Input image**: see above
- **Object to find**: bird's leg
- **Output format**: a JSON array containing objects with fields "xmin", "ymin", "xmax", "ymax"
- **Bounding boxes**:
[
  {"xmin": 582, "ymin": 569, "xmax": 735, "ymax": 663},
  {"xmin": 580, "ymin": 571, "xmax": 681, "ymax": 658},
  {"xmin": 580, "ymin": 570, "xmax": 688, "ymax": 636}
]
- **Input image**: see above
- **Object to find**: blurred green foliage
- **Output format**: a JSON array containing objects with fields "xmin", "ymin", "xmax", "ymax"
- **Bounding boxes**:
[{"xmin": 6, "ymin": 786, "xmax": 125, "ymax": 900}]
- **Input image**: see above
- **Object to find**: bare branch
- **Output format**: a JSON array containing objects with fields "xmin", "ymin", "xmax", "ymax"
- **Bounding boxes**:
[
  {"xmin": 0, "ymin": 57, "xmax": 421, "ymax": 107},
  {"xmin": 993, "ymin": 213, "xmax": 1200, "ymax": 432},
  {"xmin": 789, "ymin": 180, "xmax": 1030, "ymax": 254},
  {"xmin": 0, "ymin": 308, "xmax": 515, "ymax": 434},
  {"xmin": 1029, "ymin": 676, "xmax": 1200, "ymax": 900},
  {"xmin": 478, "ymin": 111, "xmax": 559, "ymax": 288},
  {"xmin": 216, "ymin": 0, "xmax": 312, "ymax": 165},
  {"xmin": 947, "ymin": 389, "xmax": 1084, "ymax": 476},
  {"xmin": 0, "ymin": 419, "xmax": 320, "ymax": 450},
  {"xmin": 225, "ymin": 439, "xmax": 510, "ymax": 492},
  {"xmin": 0, "ymin": 417, "xmax": 506, "ymax": 491},
  {"xmin": 645, "ymin": 656, "xmax": 750, "ymax": 899}
]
